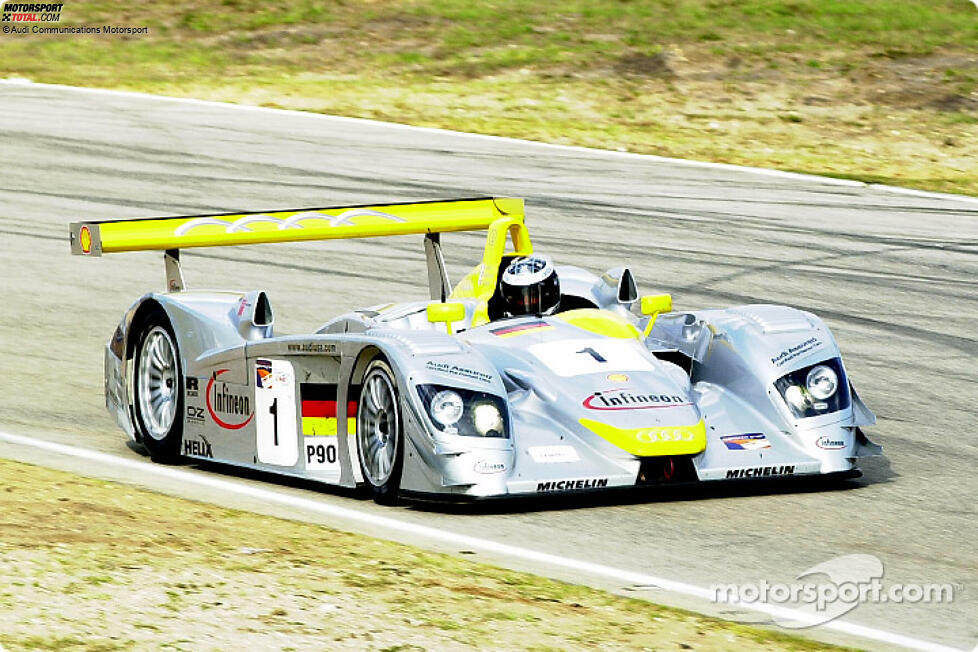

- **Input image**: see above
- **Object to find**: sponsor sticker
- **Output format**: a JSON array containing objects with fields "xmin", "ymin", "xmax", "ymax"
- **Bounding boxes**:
[
  {"xmin": 607, "ymin": 373, "xmax": 629, "ymax": 383},
  {"xmin": 528, "ymin": 445, "xmax": 580, "ymax": 464},
  {"xmin": 186, "ymin": 405, "xmax": 205, "ymax": 424},
  {"xmin": 206, "ymin": 369, "xmax": 254, "ymax": 430},
  {"xmin": 770, "ymin": 337, "xmax": 824, "ymax": 368},
  {"xmin": 582, "ymin": 389, "xmax": 691, "ymax": 411},
  {"xmin": 425, "ymin": 360, "xmax": 493, "ymax": 384},
  {"xmin": 725, "ymin": 465, "xmax": 795, "ymax": 479},
  {"xmin": 721, "ymin": 433, "xmax": 772, "ymax": 451},
  {"xmin": 287, "ymin": 342, "xmax": 338, "ymax": 354},
  {"xmin": 536, "ymin": 478, "xmax": 609, "ymax": 493},
  {"xmin": 79, "ymin": 225, "xmax": 92, "ymax": 253},
  {"xmin": 473, "ymin": 459, "xmax": 507, "ymax": 474},
  {"xmin": 183, "ymin": 436, "xmax": 213, "ymax": 459},
  {"xmin": 256, "ymin": 359, "xmax": 273, "ymax": 389},
  {"xmin": 185, "ymin": 376, "xmax": 200, "ymax": 398},
  {"xmin": 816, "ymin": 435, "xmax": 846, "ymax": 450}
]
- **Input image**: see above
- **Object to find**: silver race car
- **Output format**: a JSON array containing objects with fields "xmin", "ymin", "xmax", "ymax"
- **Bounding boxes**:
[{"xmin": 70, "ymin": 197, "xmax": 881, "ymax": 503}]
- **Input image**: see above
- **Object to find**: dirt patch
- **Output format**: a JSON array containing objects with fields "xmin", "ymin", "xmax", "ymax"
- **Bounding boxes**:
[{"xmin": 616, "ymin": 51, "xmax": 677, "ymax": 78}]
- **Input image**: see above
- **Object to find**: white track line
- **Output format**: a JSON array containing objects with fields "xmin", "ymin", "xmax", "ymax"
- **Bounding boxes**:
[
  {"xmin": 8, "ymin": 76, "xmax": 978, "ymax": 202},
  {"xmin": 0, "ymin": 430, "xmax": 967, "ymax": 652}
]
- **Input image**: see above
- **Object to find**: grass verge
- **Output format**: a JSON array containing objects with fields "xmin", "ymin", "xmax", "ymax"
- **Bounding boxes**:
[
  {"xmin": 0, "ymin": 457, "xmax": 847, "ymax": 651},
  {"xmin": 1, "ymin": 0, "xmax": 976, "ymax": 195}
]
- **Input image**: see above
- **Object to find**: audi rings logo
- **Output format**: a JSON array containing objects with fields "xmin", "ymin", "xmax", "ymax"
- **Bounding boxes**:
[
  {"xmin": 174, "ymin": 208, "xmax": 406, "ymax": 237},
  {"xmin": 635, "ymin": 428, "xmax": 695, "ymax": 444}
]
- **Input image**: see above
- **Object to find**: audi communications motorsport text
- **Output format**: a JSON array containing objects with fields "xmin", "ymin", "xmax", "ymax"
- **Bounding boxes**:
[{"xmin": 4, "ymin": 25, "xmax": 149, "ymax": 33}]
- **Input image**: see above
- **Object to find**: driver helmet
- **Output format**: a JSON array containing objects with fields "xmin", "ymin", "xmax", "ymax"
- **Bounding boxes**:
[{"xmin": 500, "ymin": 254, "xmax": 560, "ymax": 317}]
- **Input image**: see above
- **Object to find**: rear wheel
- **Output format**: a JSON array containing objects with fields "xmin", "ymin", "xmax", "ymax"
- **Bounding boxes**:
[
  {"xmin": 133, "ymin": 311, "xmax": 183, "ymax": 463},
  {"xmin": 356, "ymin": 359, "xmax": 403, "ymax": 505}
]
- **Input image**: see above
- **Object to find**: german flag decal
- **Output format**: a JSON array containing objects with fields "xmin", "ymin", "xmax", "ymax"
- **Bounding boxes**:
[
  {"xmin": 490, "ymin": 320, "xmax": 554, "ymax": 338},
  {"xmin": 300, "ymin": 383, "xmax": 357, "ymax": 436}
]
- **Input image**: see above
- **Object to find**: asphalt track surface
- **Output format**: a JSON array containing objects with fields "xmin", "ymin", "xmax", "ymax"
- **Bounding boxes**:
[{"xmin": 1, "ymin": 81, "xmax": 976, "ymax": 651}]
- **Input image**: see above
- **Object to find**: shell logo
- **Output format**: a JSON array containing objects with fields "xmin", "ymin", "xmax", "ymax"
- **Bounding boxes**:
[{"xmin": 79, "ymin": 226, "xmax": 92, "ymax": 254}]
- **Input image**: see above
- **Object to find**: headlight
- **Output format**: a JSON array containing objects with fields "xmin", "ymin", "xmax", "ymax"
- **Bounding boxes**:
[
  {"xmin": 416, "ymin": 384, "xmax": 510, "ymax": 438},
  {"xmin": 431, "ymin": 390, "xmax": 464, "ymax": 426},
  {"xmin": 472, "ymin": 402, "xmax": 504, "ymax": 437},
  {"xmin": 783, "ymin": 385, "xmax": 812, "ymax": 412},
  {"xmin": 774, "ymin": 358, "xmax": 850, "ymax": 419},
  {"xmin": 806, "ymin": 365, "xmax": 838, "ymax": 400}
]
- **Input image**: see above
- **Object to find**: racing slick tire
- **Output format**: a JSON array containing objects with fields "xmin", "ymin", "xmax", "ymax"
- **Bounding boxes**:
[
  {"xmin": 132, "ymin": 308, "xmax": 184, "ymax": 463},
  {"xmin": 356, "ymin": 358, "xmax": 404, "ymax": 505}
]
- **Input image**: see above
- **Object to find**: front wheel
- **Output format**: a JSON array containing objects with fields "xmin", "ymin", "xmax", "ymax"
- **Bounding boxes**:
[
  {"xmin": 356, "ymin": 359, "xmax": 404, "ymax": 505},
  {"xmin": 133, "ymin": 310, "xmax": 183, "ymax": 463}
]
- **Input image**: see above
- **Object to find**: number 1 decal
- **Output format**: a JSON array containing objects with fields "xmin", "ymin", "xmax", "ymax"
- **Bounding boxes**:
[
  {"xmin": 255, "ymin": 359, "xmax": 298, "ymax": 466},
  {"xmin": 576, "ymin": 347, "xmax": 607, "ymax": 363},
  {"xmin": 529, "ymin": 339, "xmax": 656, "ymax": 376},
  {"xmin": 269, "ymin": 397, "xmax": 278, "ymax": 445}
]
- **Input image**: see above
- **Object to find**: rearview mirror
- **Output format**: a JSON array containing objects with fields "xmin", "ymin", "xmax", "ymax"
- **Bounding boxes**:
[
  {"xmin": 426, "ymin": 302, "xmax": 466, "ymax": 334},
  {"xmin": 641, "ymin": 294, "xmax": 672, "ymax": 315},
  {"xmin": 640, "ymin": 294, "xmax": 672, "ymax": 337}
]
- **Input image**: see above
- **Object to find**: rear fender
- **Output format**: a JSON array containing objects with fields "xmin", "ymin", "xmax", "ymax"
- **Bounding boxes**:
[{"xmin": 105, "ymin": 290, "xmax": 267, "ymax": 442}]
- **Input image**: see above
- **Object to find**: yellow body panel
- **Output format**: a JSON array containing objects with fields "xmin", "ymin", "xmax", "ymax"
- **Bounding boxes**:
[
  {"xmin": 448, "ymin": 217, "xmax": 533, "ymax": 326},
  {"xmin": 579, "ymin": 418, "xmax": 707, "ymax": 456},
  {"xmin": 302, "ymin": 417, "xmax": 356, "ymax": 437},
  {"xmin": 557, "ymin": 309, "xmax": 641, "ymax": 339}
]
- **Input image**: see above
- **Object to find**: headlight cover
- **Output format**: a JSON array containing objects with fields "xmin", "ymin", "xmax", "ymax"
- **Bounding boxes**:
[
  {"xmin": 774, "ymin": 358, "xmax": 850, "ymax": 419},
  {"xmin": 416, "ymin": 384, "xmax": 510, "ymax": 438},
  {"xmin": 430, "ymin": 390, "xmax": 464, "ymax": 427},
  {"xmin": 806, "ymin": 364, "xmax": 838, "ymax": 400}
]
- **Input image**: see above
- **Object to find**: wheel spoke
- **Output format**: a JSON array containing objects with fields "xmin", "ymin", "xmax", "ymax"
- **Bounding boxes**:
[
  {"xmin": 370, "ymin": 442, "xmax": 384, "ymax": 471},
  {"xmin": 368, "ymin": 378, "xmax": 382, "ymax": 411},
  {"xmin": 151, "ymin": 336, "xmax": 165, "ymax": 370}
]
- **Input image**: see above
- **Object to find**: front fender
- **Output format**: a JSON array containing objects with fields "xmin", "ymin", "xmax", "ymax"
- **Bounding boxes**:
[{"xmin": 349, "ymin": 329, "xmax": 514, "ymax": 494}]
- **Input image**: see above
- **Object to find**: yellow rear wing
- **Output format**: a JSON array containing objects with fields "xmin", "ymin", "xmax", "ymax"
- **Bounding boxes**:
[
  {"xmin": 68, "ymin": 197, "xmax": 531, "ymax": 323},
  {"xmin": 69, "ymin": 197, "xmax": 524, "ymax": 255}
]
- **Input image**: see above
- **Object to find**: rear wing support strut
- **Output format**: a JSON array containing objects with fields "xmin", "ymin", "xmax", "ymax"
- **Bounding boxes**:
[
  {"xmin": 164, "ymin": 249, "xmax": 185, "ymax": 292},
  {"xmin": 424, "ymin": 234, "xmax": 452, "ymax": 302}
]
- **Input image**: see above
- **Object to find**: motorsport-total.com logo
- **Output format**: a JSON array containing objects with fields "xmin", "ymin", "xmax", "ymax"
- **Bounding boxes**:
[{"xmin": 1, "ymin": 2, "xmax": 63, "ymax": 22}]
